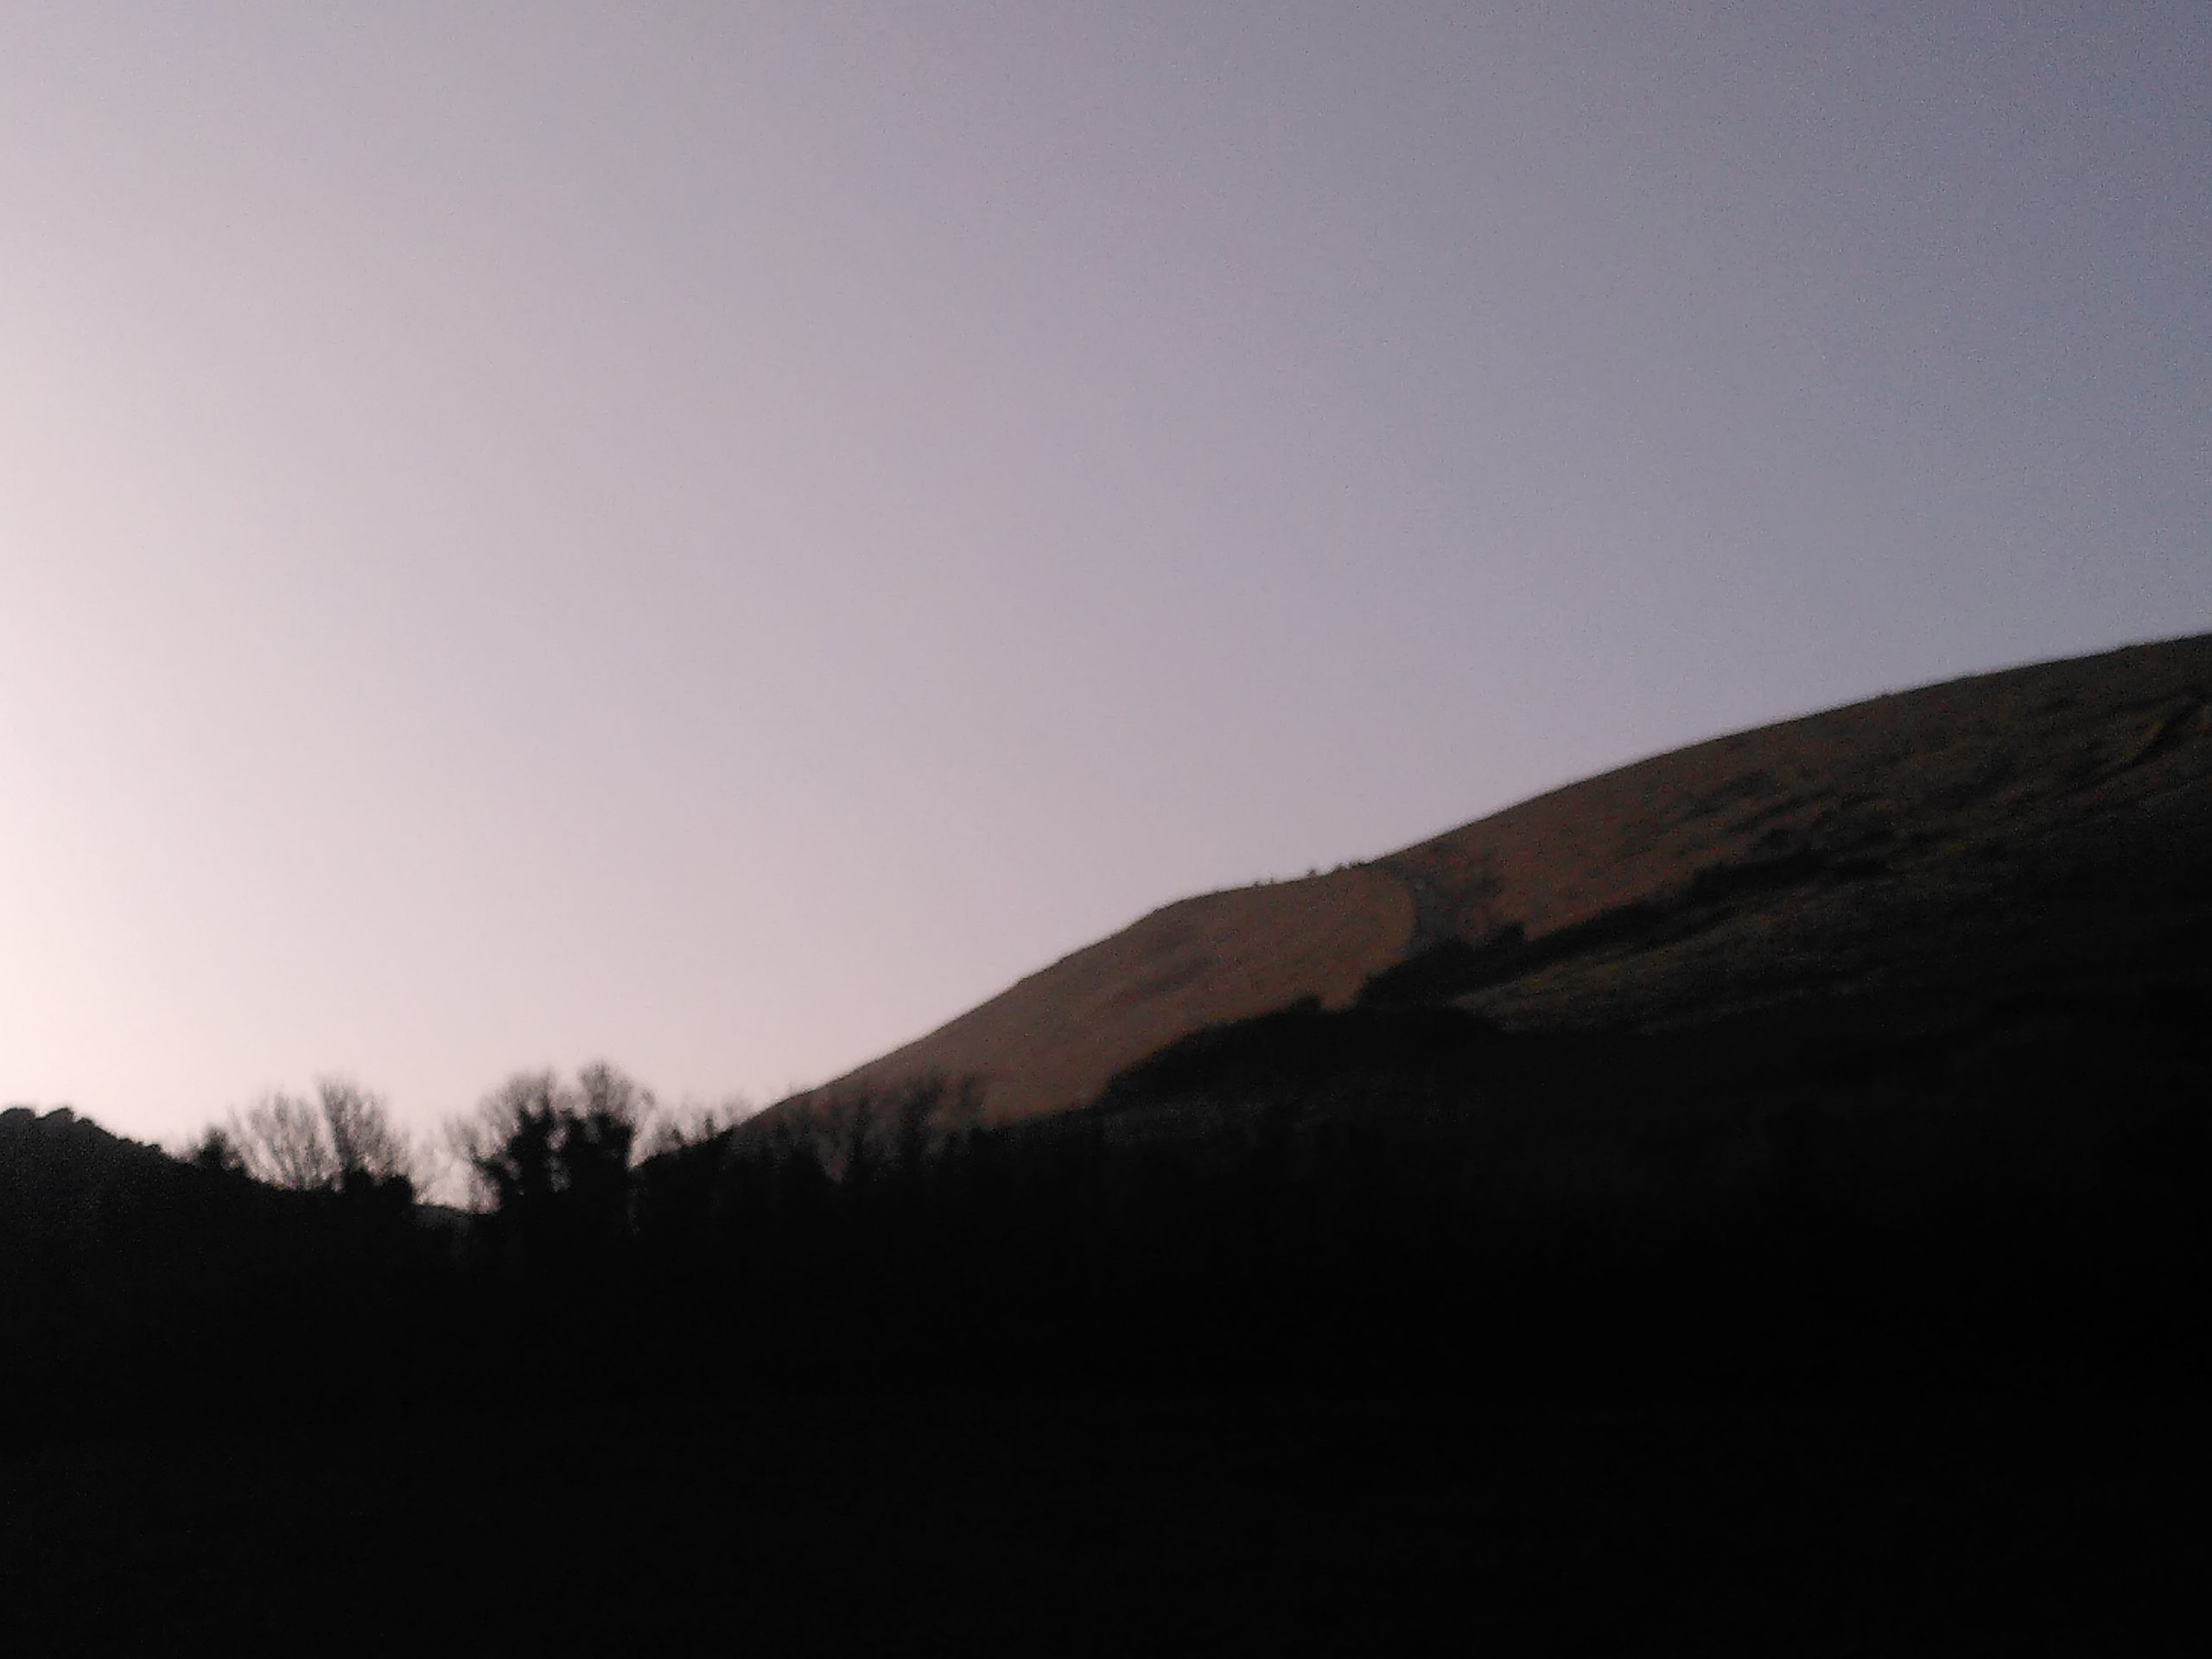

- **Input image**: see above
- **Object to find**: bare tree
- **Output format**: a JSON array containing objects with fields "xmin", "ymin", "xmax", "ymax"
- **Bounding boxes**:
[
  {"xmin": 318, "ymin": 1078, "xmax": 410, "ymax": 1187},
  {"xmin": 225, "ymin": 1077, "xmax": 416, "ymax": 1194},
  {"xmin": 796, "ymin": 1074, "xmax": 984, "ymax": 1182},
  {"xmin": 234, "ymin": 1092, "xmax": 340, "ymax": 1191}
]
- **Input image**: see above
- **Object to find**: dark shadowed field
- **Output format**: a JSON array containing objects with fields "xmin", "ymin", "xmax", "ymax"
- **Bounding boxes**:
[{"xmin": 6, "ymin": 1387, "xmax": 2204, "ymax": 1656}]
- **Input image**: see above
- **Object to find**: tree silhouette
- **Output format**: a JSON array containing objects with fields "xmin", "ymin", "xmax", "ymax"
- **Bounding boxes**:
[
  {"xmin": 459, "ymin": 1064, "xmax": 658, "ymax": 1264},
  {"xmin": 185, "ymin": 1124, "xmax": 246, "ymax": 1175},
  {"xmin": 221, "ymin": 1078, "xmax": 416, "ymax": 1199}
]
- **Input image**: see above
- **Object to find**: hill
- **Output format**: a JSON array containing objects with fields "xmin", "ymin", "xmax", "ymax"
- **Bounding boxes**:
[
  {"xmin": 773, "ymin": 632, "xmax": 2212, "ymax": 1130},
  {"xmin": 9, "ymin": 643, "xmax": 2208, "ymax": 1650}
]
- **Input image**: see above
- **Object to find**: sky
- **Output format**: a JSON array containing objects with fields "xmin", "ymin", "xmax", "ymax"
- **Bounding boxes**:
[{"xmin": 4, "ymin": 3, "xmax": 2208, "ymax": 1148}]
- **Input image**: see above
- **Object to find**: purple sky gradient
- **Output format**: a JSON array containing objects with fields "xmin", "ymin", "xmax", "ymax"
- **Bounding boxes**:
[{"xmin": 4, "ymin": 3, "xmax": 2208, "ymax": 1147}]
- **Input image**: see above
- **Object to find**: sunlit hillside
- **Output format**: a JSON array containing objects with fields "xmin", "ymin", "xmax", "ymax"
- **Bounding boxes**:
[{"xmin": 785, "ymin": 632, "xmax": 2212, "ymax": 1127}]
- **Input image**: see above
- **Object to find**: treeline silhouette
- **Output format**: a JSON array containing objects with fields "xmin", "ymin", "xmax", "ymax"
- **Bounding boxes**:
[{"xmin": 6, "ymin": 977, "xmax": 2208, "ymax": 1440}]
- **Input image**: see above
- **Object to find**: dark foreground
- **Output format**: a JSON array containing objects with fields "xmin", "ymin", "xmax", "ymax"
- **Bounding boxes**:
[
  {"xmin": 4, "ymin": 1383, "xmax": 2203, "ymax": 1656},
  {"xmin": 6, "ymin": 952, "xmax": 2208, "ymax": 1652}
]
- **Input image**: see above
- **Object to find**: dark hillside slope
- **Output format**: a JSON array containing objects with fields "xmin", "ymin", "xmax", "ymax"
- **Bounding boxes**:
[{"xmin": 0, "ymin": 1109, "xmax": 448, "ymax": 1431}]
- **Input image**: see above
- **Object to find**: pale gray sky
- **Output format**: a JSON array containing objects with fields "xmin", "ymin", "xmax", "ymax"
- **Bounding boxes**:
[{"xmin": 4, "ymin": 3, "xmax": 2207, "ymax": 1145}]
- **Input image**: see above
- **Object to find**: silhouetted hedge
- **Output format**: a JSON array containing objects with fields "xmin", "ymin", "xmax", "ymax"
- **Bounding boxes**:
[{"xmin": 6, "ymin": 981, "xmax": 2209, "ymax": 1441}]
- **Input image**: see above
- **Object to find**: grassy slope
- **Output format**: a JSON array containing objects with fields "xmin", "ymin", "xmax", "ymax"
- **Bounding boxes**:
[{"xmin": 771, "ymin": 632, "xmax": 2212, "ymax": 1130}]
